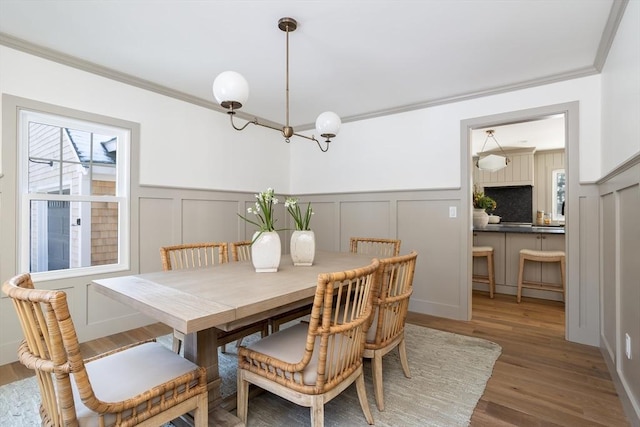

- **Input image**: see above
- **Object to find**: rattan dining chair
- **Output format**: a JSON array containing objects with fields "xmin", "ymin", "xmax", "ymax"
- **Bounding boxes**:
[
  {"xmin": 2, "ymin": 273, "xmax": 208, "ymax": 427},
  {"xmin": 230, "ymin": 240, "xmax": 252, "ymax": 262},
  {"xmin": 364, "ymin": 251, "xmax": 418, "ymax": 411},
  {"xmin": 160, "ymin": 241, "xmax": 229, "ymax": 271},
  {"xmin": 349, "ymin": 237, "xmax": 401, "ymax": 258},
  {"xmin": 237, "ymin": 259, "xmax": 380, "ymax": 427},
  {"xmin": 160, "ymin": 241, "xmax": 268, "ymax": 354}
]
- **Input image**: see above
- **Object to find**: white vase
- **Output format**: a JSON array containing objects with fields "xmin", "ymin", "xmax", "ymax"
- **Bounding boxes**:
[
  {"xmin": 251, "ymin": 231, "xmax": 281, "ymax": 273},
  {"xmin": 290, "ymin": 230, "xmax": 316, "ymax": 266},
  {"xmin": 473, "ymin": 208, "xmax": 489, "ymax": 228}
]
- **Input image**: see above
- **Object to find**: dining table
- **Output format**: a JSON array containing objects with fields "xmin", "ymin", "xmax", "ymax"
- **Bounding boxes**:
[{"xmin": 91, "ymin": 250, "xmax": 376, "ymax": 426}]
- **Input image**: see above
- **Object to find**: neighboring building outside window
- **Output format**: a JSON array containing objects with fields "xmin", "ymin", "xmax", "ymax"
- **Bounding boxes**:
[{"xmin": 19, "ymin": 109, "xmax": 130, "ymax": 279}]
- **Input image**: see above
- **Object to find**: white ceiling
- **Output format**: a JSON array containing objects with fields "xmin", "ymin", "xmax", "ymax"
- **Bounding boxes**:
[{"xmin": 0, "ymin": 0, "xmax": 618, "ymax": 152}]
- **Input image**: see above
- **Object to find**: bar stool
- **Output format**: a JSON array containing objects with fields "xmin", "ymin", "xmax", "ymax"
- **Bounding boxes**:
[
  {"xmin": 517, "ymin": 249, "xmax": 566, "ymax": 303},
  {"xmin": 472, "ymin": 246, "xmax": 495, "ymax": 298}
]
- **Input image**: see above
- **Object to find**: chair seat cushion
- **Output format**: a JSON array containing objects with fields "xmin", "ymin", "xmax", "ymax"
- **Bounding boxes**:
[
  {"xmin": 72, "ymin": 341, "xmax": 201, "ymax": 427},
  {"xmin": 472, "ymin": 246, "xmax": 494, "ymax": 253},
  {"xmin": 245, "ymin": 323, "xmax": 317, "ymax": 385},
  {"xmin": 245, "ymin": 322, "xmax": 356, "ymax": 386}
]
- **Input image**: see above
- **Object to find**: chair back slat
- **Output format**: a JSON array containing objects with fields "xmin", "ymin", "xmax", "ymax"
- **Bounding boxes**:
[
  {"xmin": 369, "ymin": 251, "xmax": 418, "ymax": 348},
  {"xmin": 160, "ymin": 242, "xmax": 229, "ymax": 271},
  {"xmin": 350, "ymin": 237, "xmax": 401, "ymax": 258},
  {"xmin": 230, "ymin": 240, "xmax": 252, "ymax": 262}
]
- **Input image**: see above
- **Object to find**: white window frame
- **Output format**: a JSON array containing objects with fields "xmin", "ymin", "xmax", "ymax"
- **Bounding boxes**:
[{"xmin": 18, "ymin": 109, "xmax": 130, "ymax": 280}]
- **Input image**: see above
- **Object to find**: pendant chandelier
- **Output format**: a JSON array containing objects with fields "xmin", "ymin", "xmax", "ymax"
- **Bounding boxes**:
[
  {"xmin": 212, "ymin": 17, "xmax": 340, "ymax": 152},
  {"xmin": 475, "ymin": 129, "xmax": 510, "ymax": 172}
]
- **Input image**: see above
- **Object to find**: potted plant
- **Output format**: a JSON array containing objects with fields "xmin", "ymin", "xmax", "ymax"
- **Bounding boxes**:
[
  {"xmin": 285, "ymin": 197, "xmax": 315, "ymax": 266},
  {"xmin": 472, "ymin": 186, "xmax": 496, "ymax": 228},
  {"xmin": 238, "ymin": 188, "xmax": 281, "ymax": 272}
]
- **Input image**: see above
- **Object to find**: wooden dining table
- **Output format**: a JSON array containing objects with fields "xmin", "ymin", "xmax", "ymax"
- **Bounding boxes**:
[{"xmin": 91, "ymin": 250, "xmax": 375, "ymax": 426}]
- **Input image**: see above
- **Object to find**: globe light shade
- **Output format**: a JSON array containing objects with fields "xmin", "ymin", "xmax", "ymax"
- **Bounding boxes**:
[
  {"xmin": 315, "ymin": 111, "xmax": 341, "ymax": 139},
  {"xmin": 477, "ymin": 154, "xmax": 508, "ymax": 172},
  {"xmin": 212, "ymin": 71, "xmax": 249, "ymax": 109}
]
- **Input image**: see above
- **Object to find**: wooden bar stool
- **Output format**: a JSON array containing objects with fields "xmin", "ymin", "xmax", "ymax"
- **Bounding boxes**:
[
  {"xmin": 517, "ymin": 249, "xmax": 566, "ymax": 303},
  {"xmin": 472, "ymin": 246, "xmax": 495, "ymax": 298}
]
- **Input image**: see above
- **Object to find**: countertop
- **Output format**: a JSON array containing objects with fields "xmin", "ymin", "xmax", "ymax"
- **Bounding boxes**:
[{"xmin": 474, "ymin": 223, "xmax": 565, "ymax": 234}]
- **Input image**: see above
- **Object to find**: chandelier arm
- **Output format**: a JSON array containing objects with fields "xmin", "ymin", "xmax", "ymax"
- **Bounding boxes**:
[
  {"xmin": 293, "ymin": 131, "xmax": 330, "ymax": 152},
  {"xmin": 252, "ymin": 119, "xmax": 285, "ymax": 133},
  {"xmin": 229, "ymin": 114, "xmax": 257, "ymax": 131},
  {"xmin": 315, "ymin": 139, "xmax": 330, "ymax": 152}
]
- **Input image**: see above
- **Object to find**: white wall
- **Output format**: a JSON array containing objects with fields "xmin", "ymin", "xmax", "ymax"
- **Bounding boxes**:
[
  {"xmin": 290, "ymin": 76, "xmax": 601, "ymax": 194},
  {"xmin": 601, "ymin": 0, "xmax": 640, "ymax": 175},
  {"xmin": 0, "ymin": 46, "xmax": 290, "ymax": 193},
  {"xmin": 1, "ymin": 44, "xmax": 603, "ymax": 196}
]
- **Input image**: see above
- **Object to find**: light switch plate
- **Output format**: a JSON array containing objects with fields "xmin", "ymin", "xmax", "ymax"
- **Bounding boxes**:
[{"xmin": 449, "ymin": 206, "xmax": 457, "ymax": 218}]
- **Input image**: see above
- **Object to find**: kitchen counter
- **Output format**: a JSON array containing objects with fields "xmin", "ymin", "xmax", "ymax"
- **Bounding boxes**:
[{"xmin": 474, "ymin": 223, "xmax": 565, "ymax": 234}]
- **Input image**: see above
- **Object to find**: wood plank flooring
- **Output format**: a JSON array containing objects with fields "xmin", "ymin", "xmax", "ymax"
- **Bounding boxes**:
[
  {"xmin": 1, "ymin": 292, "xmax": 630, "ymax": 426},
  {"xmin": 408, "ymin": 292, "xmax": 629, "ymax": 426}
]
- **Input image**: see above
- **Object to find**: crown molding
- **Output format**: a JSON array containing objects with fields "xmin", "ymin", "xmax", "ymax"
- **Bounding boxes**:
[{"xmin": 594, "ymin": 0, "xmax": 629, "ymax": 71}]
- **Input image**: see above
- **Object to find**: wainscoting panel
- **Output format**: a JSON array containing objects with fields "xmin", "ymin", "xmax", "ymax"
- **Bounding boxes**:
[
  {"xmin": 306, "ymin": 200, "xmax": 336, "ymax": 252},
  {"xmin": 398, "ymin": 198, "xmax": 463, "ymax": 318},
  {"xmin": 139, "ymin": 197, "xmax": 174, "ymax": 273},
  {"xmin": 339, "ymin": 200, "xmax": 392, "ymax": 251},
  {"xmin": 618, "ymin": 182, "xmax": 640, "ymax": 412},
  {"xmin": 182, "ymin": 199, "xmax": 240, "ymax": 244}
]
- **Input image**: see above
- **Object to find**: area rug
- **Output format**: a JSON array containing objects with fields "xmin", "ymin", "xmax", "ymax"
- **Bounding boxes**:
[{"xmin": 0, "ymin": 324, "xmax": 501, "ymax": 426}]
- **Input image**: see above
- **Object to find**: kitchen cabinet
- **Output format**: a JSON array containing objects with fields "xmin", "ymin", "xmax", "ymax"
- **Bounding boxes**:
[
  {"xmin": 505, "ymin": 233, "xmax": 565, "ymax": 292},
  {"xmin": 473, "ymin": 148, "xmax": 535, "ymax": 187},
  {"xmin": 473, "ymin": 232, "xmax": 505, "ymax": 288}
]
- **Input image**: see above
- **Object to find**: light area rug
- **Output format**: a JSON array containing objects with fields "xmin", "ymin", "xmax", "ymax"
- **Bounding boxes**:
[{"xmin": 0, "ymin": 324, "xmax": 501, "ymax": 426}]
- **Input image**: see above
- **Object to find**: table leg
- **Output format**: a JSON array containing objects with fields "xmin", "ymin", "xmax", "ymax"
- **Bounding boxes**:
[
  {"xmin": 179, "ymin": 329, "xmax": 244, "ymax": 427},
  {"xmin": 183, "ymin": 328, "xmax": 222, "ymax": 408}
]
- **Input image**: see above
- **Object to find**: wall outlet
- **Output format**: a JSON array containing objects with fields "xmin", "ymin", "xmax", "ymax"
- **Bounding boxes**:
[
  {"xmin": 449, "ymin": 206, "xmax": 457, "ymax": 218},
  {"xmin": 625, "ymin": 333, "xmax": 632, "ymax": 359}
]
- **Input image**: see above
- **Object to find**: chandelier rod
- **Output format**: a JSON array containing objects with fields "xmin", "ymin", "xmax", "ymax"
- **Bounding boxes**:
[{"xmin": 285, "ymin": 19, "xmax": 291, "ymax": 131}]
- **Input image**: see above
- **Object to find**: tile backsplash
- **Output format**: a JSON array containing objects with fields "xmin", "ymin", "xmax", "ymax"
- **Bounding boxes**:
[{"xmin": 484, "ymin": 186, "xmax": 533, "ymax": 223}]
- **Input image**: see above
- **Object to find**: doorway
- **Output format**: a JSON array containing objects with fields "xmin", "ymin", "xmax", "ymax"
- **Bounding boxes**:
[{"xmin": 461, "ymin": 102, "xmax": 578, "ymax": 340}]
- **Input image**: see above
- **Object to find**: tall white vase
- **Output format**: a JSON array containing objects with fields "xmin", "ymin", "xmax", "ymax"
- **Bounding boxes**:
[
  {"xmin": 251, "ymin": 231, "xmax": 281, "ymax": 272},
  {"xmin": 290, "ymin": 230, "xmax": 316, "ymax": 266}
]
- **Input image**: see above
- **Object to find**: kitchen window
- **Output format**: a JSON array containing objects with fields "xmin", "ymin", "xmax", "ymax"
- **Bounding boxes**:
[
  {"xmin": 551, "ymin": 169, "xmax": 565, "ymax": 222},
  {"xmin": 18, "ymin": 109, "xmax": 130, "ymax": 279}
]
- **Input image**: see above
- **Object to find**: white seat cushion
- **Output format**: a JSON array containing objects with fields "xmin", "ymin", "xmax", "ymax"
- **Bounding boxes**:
[
  {"xmin": 473, "ymin": 246, "xmax": 494, "ymax": 253},
  {"xmin": 520, "ymin": 249, "xmax": 565, "ymax": 258},
  {"xmin": 244, "ymin": 322, "xmax": 356, "ymax": 386},
  {"xmin": 71, "ymin": 341, "xmax": 201, "ymax": 427}
]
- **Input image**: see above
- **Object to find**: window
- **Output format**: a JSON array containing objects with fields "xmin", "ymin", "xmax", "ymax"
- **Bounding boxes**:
[
  {"xmin": 19, "ymin": 109, "xmax": 130, "ymax": 279},
  {"xmin": 551, "ymin": 169, "xmax": 565, "ymax": 222}
]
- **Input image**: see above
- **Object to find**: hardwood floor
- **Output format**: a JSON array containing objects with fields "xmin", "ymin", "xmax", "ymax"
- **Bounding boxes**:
[
  {"xmin": 408, "ymin": 292, "xmax": 629, "ymax": 426},
  {"xmin": 1, "ymin": 292, "xmax": 629, "ymax": 426}
]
